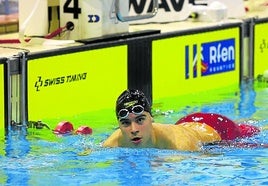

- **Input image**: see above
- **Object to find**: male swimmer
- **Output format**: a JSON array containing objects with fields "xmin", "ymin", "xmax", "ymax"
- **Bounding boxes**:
[{"xmin": 103, "ymin": 89, "xmax": 261, "ymax": 151}]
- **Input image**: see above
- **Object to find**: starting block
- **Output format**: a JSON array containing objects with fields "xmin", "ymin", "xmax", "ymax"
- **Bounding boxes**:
[{"xmin": 19, "ymin": 0, "xmax": 193, "ymax": 40}]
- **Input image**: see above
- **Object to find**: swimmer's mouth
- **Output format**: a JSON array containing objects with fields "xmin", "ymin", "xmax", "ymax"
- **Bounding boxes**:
[{"xmin": 131, "ymin": 137, "xmax": 142, "ymax": 144}]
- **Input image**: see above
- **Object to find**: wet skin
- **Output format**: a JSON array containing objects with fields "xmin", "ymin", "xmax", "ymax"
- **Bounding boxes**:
[{"xmin": 118, "ymin": 112, "xmax": 155, "ymax": 148}]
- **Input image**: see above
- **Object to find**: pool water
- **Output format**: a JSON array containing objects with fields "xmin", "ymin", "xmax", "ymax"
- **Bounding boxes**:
[{"xmin": 1, "ymin": 81, "xmax": 268, "ymax": 186}]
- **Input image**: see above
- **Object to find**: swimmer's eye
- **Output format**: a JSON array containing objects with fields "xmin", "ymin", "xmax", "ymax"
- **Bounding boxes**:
[
  {"xmin": 120, "ymin": 120, "xmax": 131, "ymax": 127},
  {"xmin": 135, "ymin": 115, "xmax": 146, "ymax": 124},
  {"xmin": 119, "ymin": 115, "xmax": 147, "ymax": 127}
]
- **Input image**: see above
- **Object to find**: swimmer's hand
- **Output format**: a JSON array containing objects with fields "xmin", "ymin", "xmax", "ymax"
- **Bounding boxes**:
[{"xmin": 77, "ymin": 148, "xmax": 92, "ymax": 156}]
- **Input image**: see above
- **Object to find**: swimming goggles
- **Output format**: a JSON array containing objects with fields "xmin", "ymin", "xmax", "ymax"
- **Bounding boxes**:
[{"xmin": 118, "ymin": 105, "xmax": 144, "ymax": 119}]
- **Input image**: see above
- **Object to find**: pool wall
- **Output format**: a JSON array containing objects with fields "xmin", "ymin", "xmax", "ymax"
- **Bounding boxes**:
[
  {"xmin": 0, "ymin": 17, "xmax": 268, "ymax": 134},
  {"xmin": 0, "ymin": 57, "xmax": 7, "ymax": 135},
  {"xmin": 151, "ymin": 26, "xmax": 241, "ymax": 100},
  {"xmin": 252, "ymin": 17, "xmax": 268, "ymax": 79},
  {"xmin": 26, "ymin": 24, "xmax": 242, "ymax": 124}
]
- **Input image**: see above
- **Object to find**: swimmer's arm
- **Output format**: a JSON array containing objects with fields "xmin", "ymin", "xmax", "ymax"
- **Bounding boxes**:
[
  {"xmin": 181, "ymin": 122, "xmax": 222, "ymax": 143},
  {"xmin": 153, "ymin": 123, "xmax": 201, "ymax": 151},
  {"xmin": 169, "ymin": 123, "xmax": 221, "ymax": 151},
  {"xmin": 102, "ymin": 129, "xmax": 121, "ymax": 147}
]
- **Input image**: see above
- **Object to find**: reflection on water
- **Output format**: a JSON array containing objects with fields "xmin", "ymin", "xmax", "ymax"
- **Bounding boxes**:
[
  {"xmin": 238, "ymin": 80, "xmax": 257, "ymax": 118},
  {"xmin": 5, "ymin": 127, "xmax": 30, "ymax": 158},
  {"xmin": 1, "ymin": 82, "xmax": 268, "ymax": 185}
]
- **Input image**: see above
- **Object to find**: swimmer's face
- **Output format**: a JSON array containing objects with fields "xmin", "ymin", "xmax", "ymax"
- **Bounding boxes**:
[{"xmin": 118, "ymin": 111, "xmax": 153, "ymax": 148}]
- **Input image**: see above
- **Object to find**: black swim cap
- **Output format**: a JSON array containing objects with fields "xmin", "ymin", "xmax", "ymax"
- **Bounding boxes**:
[{"xmin": 116, "ymin": 89, "xmax": 151, "ymax": 118}]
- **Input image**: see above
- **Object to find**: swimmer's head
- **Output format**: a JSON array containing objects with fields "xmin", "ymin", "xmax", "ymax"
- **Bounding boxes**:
[{"xmin": 116, "ymin": 89, "xmax": 151, "ymax": 119}]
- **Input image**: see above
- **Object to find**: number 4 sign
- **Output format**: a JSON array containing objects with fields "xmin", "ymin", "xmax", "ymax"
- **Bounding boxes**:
[
  {"xmin": 60, "ymin": 0, "xmax": 129, "ymax": 40},
  {"xmin": 63, "ymin": 0, "xmax": 81, "ymax": 19}
]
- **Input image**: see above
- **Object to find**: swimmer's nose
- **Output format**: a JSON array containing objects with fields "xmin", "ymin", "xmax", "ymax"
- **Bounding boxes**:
[
  {"xmin": 131, "ymin": 123, "xmax": 139, "ymax": 135},
  {"xmin": 131, "ymin": 130, "xmax": 139, "ymax": 136}
]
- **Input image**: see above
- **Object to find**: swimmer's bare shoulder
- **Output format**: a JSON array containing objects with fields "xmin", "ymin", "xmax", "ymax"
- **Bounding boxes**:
[
  {"xmin": 152, "ymin": 122, "xmax": 221, "ymax": 151},
  {"xmin": 180, "ymin": 122, "xmax": 221, "ymax": 143},
  {"xmin": 102, "ymin": 129, "xmax": 121, "ymax": 147},
  {"xmin": 152, "ymin": 123, "xmax": 201, "ymax": 151}
]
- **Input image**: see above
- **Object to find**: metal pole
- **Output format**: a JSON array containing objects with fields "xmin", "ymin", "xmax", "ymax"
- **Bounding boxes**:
[{"xmin": 19, "ymin": 52, "xmax": 27, "ymax": 126}]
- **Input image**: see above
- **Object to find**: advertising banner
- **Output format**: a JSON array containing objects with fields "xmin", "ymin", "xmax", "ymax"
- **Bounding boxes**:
[
  {"xmin": 152, "ymin": 26, "xmax": 241, "ymax": 100},
  {"xmin": 0, "ymin": 59, "xmax": 6, "ymax": 138},
  {"xmin": 27, "ymin": 46, "xmax": 127, "ymax": 121},
  {"xmin": 254, "ymin": 21, "xmax": 268, "ymax": 79}
]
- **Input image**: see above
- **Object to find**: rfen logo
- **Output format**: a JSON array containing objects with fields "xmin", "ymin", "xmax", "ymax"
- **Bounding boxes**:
[{"xmin": 201, "ymin": 39, "xmax": 235, "ymax": 76}]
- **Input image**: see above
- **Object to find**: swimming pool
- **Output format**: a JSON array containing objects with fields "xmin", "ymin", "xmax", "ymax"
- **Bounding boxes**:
[{"xmin": 1, "ymin": 81, "xmax": 268, "ymax": 186}]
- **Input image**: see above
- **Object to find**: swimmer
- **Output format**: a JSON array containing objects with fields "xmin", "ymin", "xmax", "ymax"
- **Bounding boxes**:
[{"xmin": 103, "ymin": 89, "xmax": 262, "ymax": 151}]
